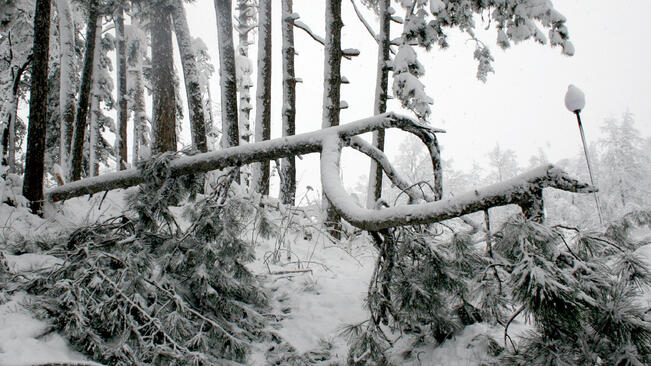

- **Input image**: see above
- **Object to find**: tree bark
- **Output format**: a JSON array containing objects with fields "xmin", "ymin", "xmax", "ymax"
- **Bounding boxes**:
[
  {"xmin": 214, "ymin": 0, "xmax": 240, "ymax": 149},
  {"xmin": 150, "ymin": 4, "xmax": 177, "ymax": 154},
  {"xmin": 236, "ymin": 0, "xmax": 255, "ymax": 142},
  {"xmin": 1, "ymin": 56, "xmax": 29, "ymax": 173},
  {"xmin": 172, "ymin": 0, "xmax": 208, "ymax": 153},
  {"xmin": 22, "ymin": 0, "xmax": 52, "ymax": 214},
  {"xmin": 251, "ymin": 0, "xmax": 271, "ymax": 195},
  {"xmin": 115, "ymin": 6, "xmax": 128, "ymax": 169},
  {"xmin": 366, "ymin": 0, "xmax": 390, "ymax": 209},
  {"xmin": 322, "ymin": 0, "xmax": 343, "ymax": 238},
  {"xmin": 214, "ymin": 0, "xmax": 240, "ymax": 180},
  {"xmin": 279, "ymin": 0, "xmax": 296, "ymax": 205},
  {"xmin": 126, "ymin": 19, "xmax": 149, "ymax": 163},
  {"xmin": 69, "ymin": 1, "xmax": 100, "ymax": 182},
  {"xmin": 56, "ymin": 0, "xmax": 76, "ymax": 171},
  {"xmin": 88, "ymin": 18, "xmax": 102, "ymax": 177}
]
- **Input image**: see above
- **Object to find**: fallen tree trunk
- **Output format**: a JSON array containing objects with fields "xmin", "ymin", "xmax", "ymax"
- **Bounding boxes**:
[
  {"xmin": 46, "ymin": 112, "xmax": 592, "ymax": 232},
  {"xmin": 46, "ymin": 113, "xmax": 437, "ymax": 202}
]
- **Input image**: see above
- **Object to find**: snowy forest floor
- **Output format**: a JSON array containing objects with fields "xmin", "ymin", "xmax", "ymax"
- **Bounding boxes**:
[{"xmin": 1, "ymin": 188, "xmax": 650, "ymax": 365}]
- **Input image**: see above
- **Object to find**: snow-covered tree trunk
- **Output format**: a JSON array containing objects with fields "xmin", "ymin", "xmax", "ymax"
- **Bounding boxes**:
[
  {"xmin": 56, "ymin": 0, "xmax": 76, "ymax": 171},
  {"xmin": 236, "ymin": 0, "xmax": 255, "ymax": 143},
  {"xmin": 214, "ymin": 0, "xmax": 240, "ymax": 149},
  {"xmin": 214, "ymin": 0, "xmax": 240, "ymax": 180},
  {"xmin": 88, "ymin": 18, "xmax": 102, "ymax": 177},
  {"xmin": 150, "ymin": 4, "xmax": 177, "ymax": 154},
  {"xmin": 251, "ymin": 0, "xmax": 272, "ymax": 195},
  {"xmin": 115, "ymin": 6, "xmax": 128, "ymax": 169},
  {"xmin": 22, "ymin": 0, "xmax": 52, "ymax": 214},
  {"xmin": 172, "ymin": 0, "xmax": 208, "ymax": 153},
  {"xmin": 322, "ymin": 0, "xmax": 343, "ymax": 237},
  {"xmin": 0, "ymin": 55, "xmax": 29, "ymax": 173},
  {"xmin": 126, "ymin": 20, "xmax": 149, "ymax": 163},
  {"xmin": 366, "ymin": 0, "xmax": 390, "ymax": 209},
  {"xmin": 6, "ymin": 103, "xmax": 16, "ymax": 173},
  {"xmin": 279, "ymin": 0, "xmax": 296, "ymax": 205},
  {"xmin": 69, "ymin": 0, "xmax": 100, "ymax": 182}
]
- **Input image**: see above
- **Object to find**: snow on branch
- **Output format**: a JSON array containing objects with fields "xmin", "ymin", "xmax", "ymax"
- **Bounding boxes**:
[
  {"xmin": 46, "ymin": 111, "xmax": 592, "ymax": 233},
  {"xmin": 293, "ymin": 20, "xmax": 358, "ymax": 60},
  {"xmin": 46, "ymin": 113, "xmax": 438, "ymax": 202},
  {"xmin": 321, "ymin": 134, "xmax": 594, "ymax": 231}
]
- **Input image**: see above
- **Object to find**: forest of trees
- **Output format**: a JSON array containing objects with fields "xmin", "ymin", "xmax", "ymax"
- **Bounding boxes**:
[{"xmin": 1, "ymin": 0, "xmax": 650, "ymax": 365}]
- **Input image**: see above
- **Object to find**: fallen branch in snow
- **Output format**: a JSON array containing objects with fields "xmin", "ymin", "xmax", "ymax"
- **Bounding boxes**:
[
  {"xmin": 269, "ymin": 268, "xmax": 313, "ymax": 275},
  {"xmin": 46, "ymin": 113, "xmax": 440, "ymax": 202},
  {"xmin": 46, "ymin": 111, "xmax": 592, "ymax": 232},
  {"xmin": 322, "ymin": 133, "xmax": 594, "ymax": 230}
]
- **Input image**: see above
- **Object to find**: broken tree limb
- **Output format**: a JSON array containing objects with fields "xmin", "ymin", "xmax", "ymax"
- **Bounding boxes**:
[
  {"xmin": 321, "ymin": 133, "xmax": 594, "ymax": 231},
  {"xmin": 46, "ymin": 113, "xmax": 438, "ymax": 202}
]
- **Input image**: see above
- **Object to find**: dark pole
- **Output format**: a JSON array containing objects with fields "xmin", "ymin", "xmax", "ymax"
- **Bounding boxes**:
[{"xmin": 574, "ymin": 111, "xmax": 604, "ymax": 225}]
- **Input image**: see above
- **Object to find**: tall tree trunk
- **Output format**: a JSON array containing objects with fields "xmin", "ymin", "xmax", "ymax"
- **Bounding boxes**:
[
  {"xmin": 126, "ymin": 19, "xmax": 149, "ymax": 163},
  {"xmin": 236, "ymin": 0, "xmax": 255, "ymax": 143},
  {"xmin": 1, "ymin": 57, "xmax": 29, "ymax": 173},
  {"xmin": 279, "ymin": 0, "xmax": 296, "ymax": 205},
  {"xmin": 251, "ymin": 0, "xmax": 271, "ymax": 195},
  {"xmin": 56, "ymin": 0, "xmax": 76, "ymax": 171},
  {"xmin": 366, "ymin": 0, "xmax": 390, "ymax": 208},
  {"xmin": 172, "ymin": 0, "xmax": 208, "ymax": 153},
  {"xmin": 88, "ymin": 18, "xmax": 102, "ymax": 177},
  {"xmin": 69, "ymin": 1, "xmax": 100, "ymax": 181},
  {"xmin": 214, "ymin": 0, "xmax": 240, "ymax": 180},
  {"xmin": 150, "ymin": 5, "xmax": 177, "ymax": 154},
  {"xmin": 89, "ymin": 94, "xmax": 100, "ymax": 176},
  {"xmin": 22, "ymin": 0, "xmax": 52, "ymax": 214},
  {"xmin": 115, "ymin": 6, "xmax": 128, "ymax": 169},
  {"xmin": 322, "ymin": 0, "xmax": 343, "ymax": 238}
]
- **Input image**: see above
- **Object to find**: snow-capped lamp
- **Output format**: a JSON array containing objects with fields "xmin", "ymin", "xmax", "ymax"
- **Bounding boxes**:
[
  {"xmin": 564, "ymin": 84, "xmax": 585, "ymax": 113},
  {"xmin": 564, "ymin": 84, "xmax": 604, "ymax": 225}
]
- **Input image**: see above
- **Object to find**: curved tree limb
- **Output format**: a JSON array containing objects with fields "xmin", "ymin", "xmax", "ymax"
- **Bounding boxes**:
[{"xmin": 321, "ymin": 134, "xmax": 594, "ymax": 231}]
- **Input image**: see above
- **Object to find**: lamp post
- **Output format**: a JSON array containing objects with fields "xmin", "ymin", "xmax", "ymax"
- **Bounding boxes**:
[{"xmin": 564, "ymin": 84, "xmax": 604, "ymax": 225}]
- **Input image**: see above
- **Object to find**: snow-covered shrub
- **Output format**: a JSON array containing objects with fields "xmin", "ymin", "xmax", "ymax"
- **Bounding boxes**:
[
  {"xmin": 0, "ymin": 165, "xmax": 27, "ymax": 207},
  {"xmin": 10, "ymin": 154, "xmax": 270, "ymax": 365},
  {"xmin": 495, "ymin": 214, "xmax": 650, "ymax": 365},
  {"xmin": 347, "ymin": 211, "xmax": 650, "ymax": 365}
]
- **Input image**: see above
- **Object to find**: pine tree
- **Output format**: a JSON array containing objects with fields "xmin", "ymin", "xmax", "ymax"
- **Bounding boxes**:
[{"xmin": 22, "ymin": 0, "xmax": 51, "ymax": 214}]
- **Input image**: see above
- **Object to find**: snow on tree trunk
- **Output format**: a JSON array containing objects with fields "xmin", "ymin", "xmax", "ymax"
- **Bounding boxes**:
[
  {"xmin": 251, "ymin": 0, "xmax": 272, "ymax": 195},
  {"xmin": 172, "ymin": 0, "xmax": 208, "ymax": 153},
  {"xmin": 366, "ymin": 0, "xmax": 390, "ymax": 209},
  {"xmin": 56, "ymin": 0, "xmax": 76, "ymax": 171},
  {"xmin": 115, "ymin": 6, "xmax": 128, "ymax": 169},
  {"xmin": 236, "ymin": 0, "xmax": 255, "ymax": 143},
  {"xmin": 69, "ymin": 1, "xmax": 100, "ymax": 182},
  {"xmin": 214, "ymin": 0, "xmax": 240, "ymax": 180},
  {"xmin": 22, "ymin": 0, "xmax": 52, "ymax": 214},
  {"xmin": 1, "ymin": 56, "xmax": 28, "ymax": 173},
  {"xmin": 322, "ymin": 0, "xmax": 343, "ymax": 238},
  {"xmin": 150, "ymin": 5, "xmax": 177, "ymax": 154},
  {"xmin": 89, "ymin": 18, "xmax": 102, "ymax": 177},
  {"xmin": 126, "ymin": 20, "xmax": 149, "ymax": 163},
  {"xmin": 3, "ymin": 99, "xmax": 18, "ymax": 173},
  {"xmin": 279, "ymin": 0, "xmax": 296, "ymax": 205}
]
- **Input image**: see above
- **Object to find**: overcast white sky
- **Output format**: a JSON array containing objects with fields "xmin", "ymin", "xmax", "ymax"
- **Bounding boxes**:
[{"xmin": 179, "ymin": 0, "xmax": 651, "ymax": 196}]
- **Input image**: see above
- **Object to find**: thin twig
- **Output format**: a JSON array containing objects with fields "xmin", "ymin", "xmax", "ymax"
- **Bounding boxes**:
[{"xmin": 504, "ymin": 304, "xmax": 525, "ymax": 353}]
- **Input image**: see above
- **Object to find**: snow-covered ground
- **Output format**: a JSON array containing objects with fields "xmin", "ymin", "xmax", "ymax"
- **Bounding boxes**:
[{"xmin": 1, "ymin": 191, "xmax": 649, "ymax": 365}]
